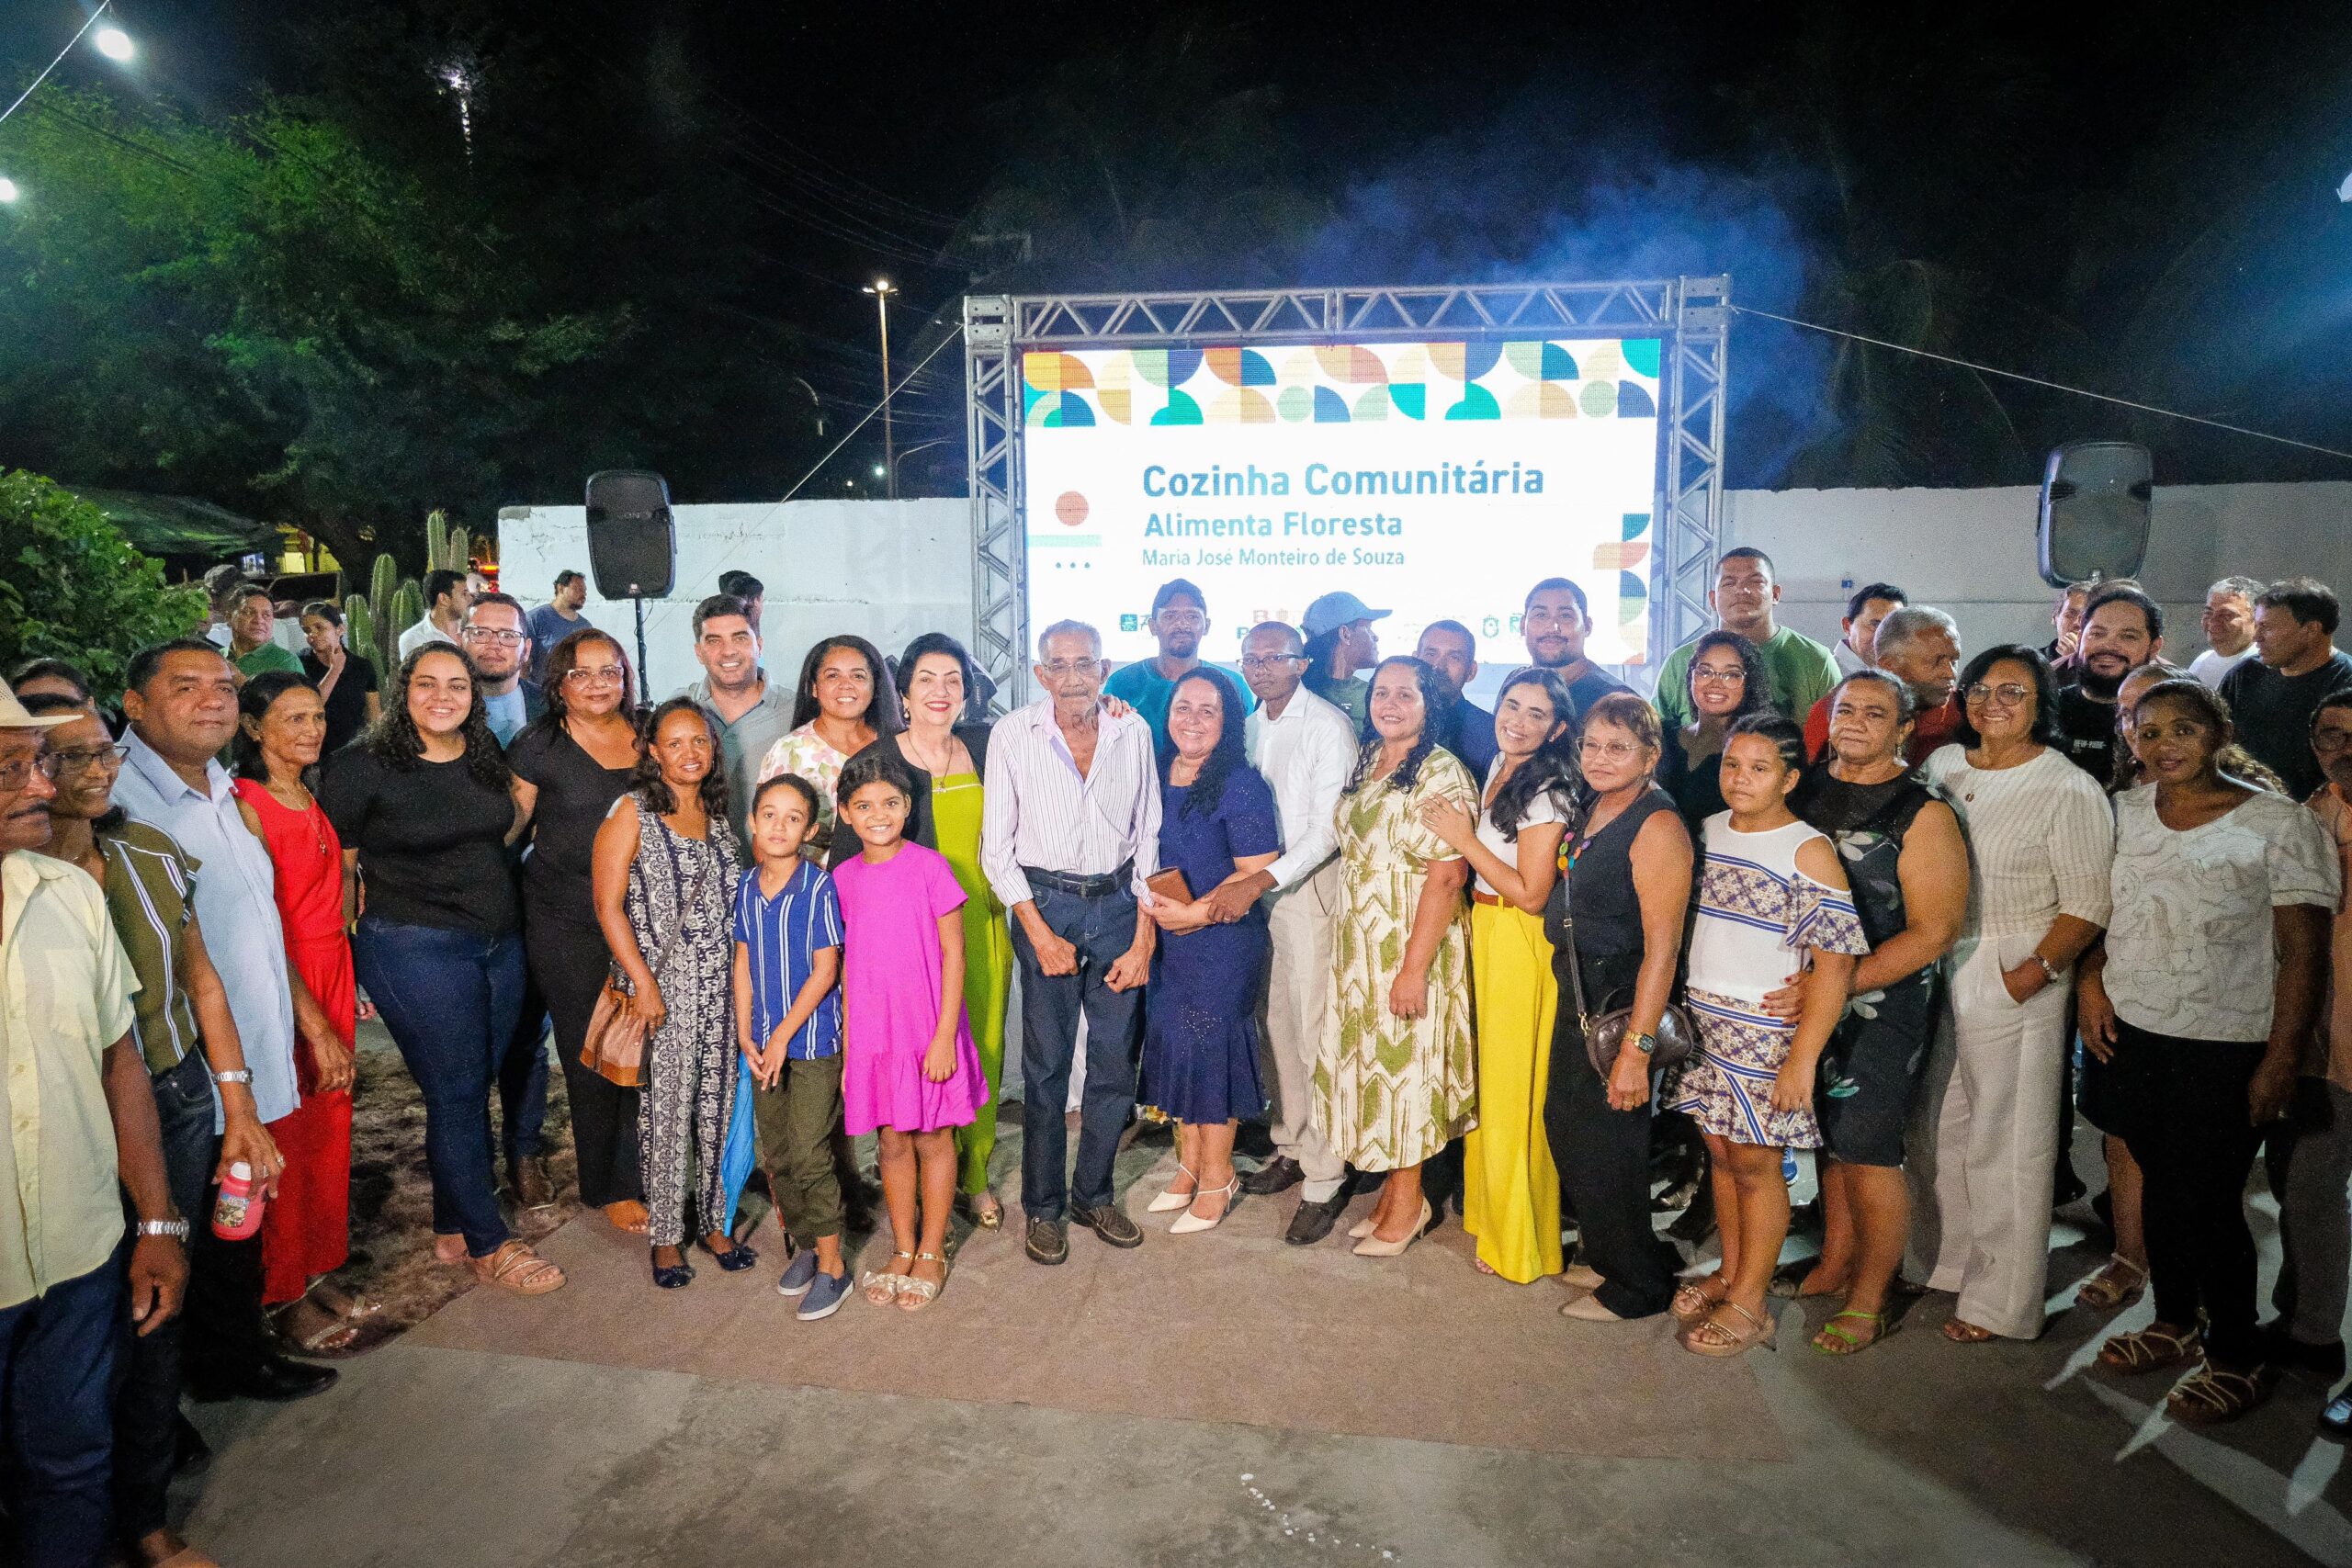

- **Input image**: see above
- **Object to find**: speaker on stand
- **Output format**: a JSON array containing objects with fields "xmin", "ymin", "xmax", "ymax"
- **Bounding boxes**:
[
  {"xmin": 584, "ymin": 469, "xmax": 676, "ymax": 701},
  {"xmin": 2038, "ymin": 441, "xmax": 2153, "ymax": 589}
]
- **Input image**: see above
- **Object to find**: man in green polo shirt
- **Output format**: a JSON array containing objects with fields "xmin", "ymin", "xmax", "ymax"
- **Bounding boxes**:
[
  {"xmin": 224, "ymin": 584, "xmax": 301, "ymax": 682},
  {"xmin": 1656, "ymin": 547, "xmax": 1842, "ymax": 729}
]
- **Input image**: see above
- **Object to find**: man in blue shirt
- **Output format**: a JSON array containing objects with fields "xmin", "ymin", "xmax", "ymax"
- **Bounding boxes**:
[
  {"xmin": 1102, "ymin": 578, "xmax": 1253, "ymax": 750},
  {"xmin": 463, "ymin": 592, "xmax": 542, "ymax": 746},
  {"xmin": 1416, "ymin": 619, "xmax": 1498, "ymax": 780},
  {"xmin": 524, "ymin": 570, "xmax": 594, "ymax": 687}
]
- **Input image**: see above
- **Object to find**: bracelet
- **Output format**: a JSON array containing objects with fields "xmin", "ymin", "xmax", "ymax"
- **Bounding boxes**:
[
  {"xmin": 212, "ymin": 1069, "xmax": 253, "ymax": 1087},
  {"xmin": 2033, "ymin": 955, "xmax": 2064, "ymax": 986},
  {"xmin": 135, "ymin": 1216, "xmax": 191, "ymax": 1241}
]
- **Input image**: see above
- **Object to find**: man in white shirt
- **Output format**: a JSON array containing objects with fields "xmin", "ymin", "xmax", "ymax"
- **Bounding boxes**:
[
  {"xmin": 2191, "ymin": 576, "xmax": 2264, "ymax": 691},
  {"xmin": 1208, "ymin": 622, "xmax": 1358, "ymax": 1243},
  {"xmin": 981, "ymin": 620, "xmax": 1161, "ymax": 1266},
  {"xmin": 1834, "ymin": 581, "xmax": 1907, "ymax": 677},
  {"xmin": 397, "ymin": 569, "xmax": 471, "ymax": 660}
]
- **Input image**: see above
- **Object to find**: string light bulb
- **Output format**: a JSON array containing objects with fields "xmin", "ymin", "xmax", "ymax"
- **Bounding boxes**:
[
  {"xmin": 94, "ymin": 26, "xmax": 134, "ymax": 62},
  {"xmin": 0, "ymin": 178, "xmax": 18, "ymax": 203}
]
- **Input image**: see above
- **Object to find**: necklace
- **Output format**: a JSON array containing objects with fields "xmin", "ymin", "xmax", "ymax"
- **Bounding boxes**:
[{"xmin": 901, "ymin": 726, "xmax": 956, "ymax": 776}]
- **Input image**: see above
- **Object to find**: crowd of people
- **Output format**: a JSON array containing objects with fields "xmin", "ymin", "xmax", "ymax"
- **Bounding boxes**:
[{"xmin": 7, "ymin": 547, "xmax": 2352, "ymax": 1564}]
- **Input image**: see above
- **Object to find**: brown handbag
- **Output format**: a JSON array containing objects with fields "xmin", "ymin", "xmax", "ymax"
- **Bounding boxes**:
[
  {"xmin": 1560, "ymin": 910, "xmax": 1697, "ymax": 1079},
  {"xmin": 579, "ymin": 976, "xmax": 650, "ymax": 1089}
]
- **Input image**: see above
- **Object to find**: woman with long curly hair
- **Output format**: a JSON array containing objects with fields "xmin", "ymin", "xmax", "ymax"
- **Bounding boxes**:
[
  {"xmin": 1311, "ymin": 655, "xmax": 1478, "ymax": 1258},
  {"xmin": 508, "ymin": 627, "xmax": 648, "ymax": 1232},
  {"xmin": 593, "ymin": 697, "xmax": 748, "ymax": 1287},
  {"xmin": 1138, "ymin": 671, "xmax": 1283, "ymax": 1234},
  {"xmin": 321, "ymin": 645, "xmax": 565, "ymax": 1294}
]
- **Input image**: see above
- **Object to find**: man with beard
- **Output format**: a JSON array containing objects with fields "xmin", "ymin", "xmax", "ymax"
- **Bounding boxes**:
[
  {"xmin": 1521, "ymin": 577, "xmax": 1627, "ymax": 723},
  {"xmin": 2053, "ymin": 584, "xmax": 2165, "ymax": 777},
  {"xmin": 1102, "ymin": 578, "xmax": 1252, "ymax": 750},
  {"xmin": 2221, "ymin": 579, "xmax": 2352, "ymax": 800},
  {"xmin": 462, "ymin": 592, "xmax": 540, "ymax": 745},
  {"xmin": 1804, "ymin": 606, "xmax": 1963, "ymax": 763},
  {"xmin": 1654, "ymin": 548, "xmax": 1840, "ymax": 729},
  {"xmin": 1416, "ymin": 619, "xmax": 1496, "ymax": 779},
  {"xmin": 677, "ymin": 593, "xmax": 793, "ymax": 846},
  {"xmin": 2191, "ymin": 576, "xmax": 2264, "ymax": 692}
]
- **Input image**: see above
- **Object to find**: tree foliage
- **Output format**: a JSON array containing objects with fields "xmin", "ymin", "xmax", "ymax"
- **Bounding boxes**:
[{"xmin": 0, "ymin": 470, "xmax": 206, "ymax": 702}]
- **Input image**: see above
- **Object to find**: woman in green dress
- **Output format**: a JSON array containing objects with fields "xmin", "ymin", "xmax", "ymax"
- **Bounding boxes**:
[
  {"xmin": 836, "ymin": 633, "xmax": 1012, "ymax": 1227},
  {"xmin": 1314, "ymin": 654, "xmax": 1478, "ymax": 1258}
]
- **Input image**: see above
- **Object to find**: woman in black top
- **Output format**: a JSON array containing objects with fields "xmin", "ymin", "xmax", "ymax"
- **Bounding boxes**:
[
  {"xmin": 322, "ymin": 645, "xmax": 564, "ymax": 1295},
  {"xmin": 1658, "ymin": 630, "xmax": 1771, "ymax": 835},
  {"xmin": 508, "ymin": 627, "xmax": 650, "ymax": 1230},
  {"xmin": 1544, "ymin": 692, "xmax": 1692, "ymax": 1321},
  {"xmin": 300, "ymin": 601, "xmax": 381, "ymax": 756}
]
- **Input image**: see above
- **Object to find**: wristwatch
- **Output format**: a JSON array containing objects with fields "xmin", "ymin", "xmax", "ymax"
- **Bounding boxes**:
[
  {"xmin": 2033, "ymin": 955, "xmax": 2064, "ymax": 986},
  {"xmin": 135, "ymin": 1216, "xmax": 191, "ymax": 1241},
  {"xmin": 1626, "ymin": 1031, "xmax": 1657, "ymax": 1056},
  {"xmin": 212, "ymin": 1069, "xmax": 252, "ymax": 1087}
]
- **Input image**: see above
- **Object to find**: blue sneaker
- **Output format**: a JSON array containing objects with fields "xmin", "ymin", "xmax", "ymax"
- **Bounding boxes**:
[
  {"xmin": 797, "ymin": 1267, "xmax": 853, "ymax": 1321},
  {"xmin": 1781, "ymin": 1148, "xmax": 1800, "ymax": 1187},
  {"xmin": 775, "ymin": 1249, "xmax": 820, "ymax": 1299}
]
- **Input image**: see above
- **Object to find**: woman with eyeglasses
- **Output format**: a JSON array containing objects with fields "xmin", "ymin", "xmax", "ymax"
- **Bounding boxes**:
[
  {"xmin": 298, "ymin": 599, "xmax": 380, "ymax": 756},
  {"xmin": 1907, "ymin": 647, "xmax": 2111, "ymax": 1343},
  {"xmin": 232, "ymin": 671, "xmax": 376, "ymax": 1352},
  {"xmin": 594, "ymin": 697, "xmax": 748, "ymax": 1286},
  {"xmin": 1659, "ymin": 630, "xmax": 1773, "ymax": 837},
  {"xmin": 1418, "ymin": 668, "xmax": 1577, "ymax": 1284},
  {"xmin": 759, "ymin": 635, "xmax": 902, "ymax": 858},
  {"xmin": 509, "ymin": 628, "xmax": 649, "ymax": 1235},
  {"xmin": 322, "ymin": 646, "xmax": 564, "ymax": 1294}
]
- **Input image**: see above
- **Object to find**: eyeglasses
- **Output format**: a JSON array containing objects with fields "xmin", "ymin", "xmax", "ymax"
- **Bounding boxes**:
[
  {"xmin": 463, "ymin": 628, "xmax": 526, "ymax": 648},
  {"xmin": 564, "ymin": 665, "xmax": 627, "ymax": 686},
  {"xmin": 1038, "ymin": 660, "xmax": 1100, "ymax": 680},
  {"xmin": 1963, "ymin": 682, "xmax": 2033, "ymax": 707},
  {"xmin": 1240, "ymin": 654, "xmax": 1306, "ymax": 671},
  {"xmin": 2314, "ymin": 729, "xmax": 2352, "ymax": 754},
  {"xmin": 49, "ymin": 742, "xmax": 130, "ymax": 775},
  {"xmin": 1690, "ymin": 664, "xmax": 1746, "ymax": 684},
  {"xmin": 0, "ymin": 753, "xmax": 66, "ymax": 791},
  {"xmin": 1579, "ymin": 738, "xmax": 1645, "ymax": 761}
]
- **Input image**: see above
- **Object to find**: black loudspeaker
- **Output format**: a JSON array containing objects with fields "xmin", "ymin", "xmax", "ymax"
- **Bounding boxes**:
[
  {"xmin": 2038, "ymin": 442, "xmax": 2152, "ymax": 588},
  {"xmin": 584, "ymin": 469, "xmax": 676, "ymax": 598}
]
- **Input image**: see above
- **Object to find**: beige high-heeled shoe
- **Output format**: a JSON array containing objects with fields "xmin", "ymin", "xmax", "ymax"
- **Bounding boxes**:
[
  {"xmin": 1170, "ymin": 1177, "xmax": 1241, "ymax": 1235},
  {"xmin": 1148, "ymin": 1164, "xmax": 1199, "ymax": 1213},
  {"xmin": 1352, "ymin": 1199, "xmax": 1431, "ymax": 1258}
]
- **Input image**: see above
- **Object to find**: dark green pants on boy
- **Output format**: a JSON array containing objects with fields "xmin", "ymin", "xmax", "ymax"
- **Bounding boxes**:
[{"xmin": 753, "ymin": 1055, "xmax": 844, "ymax": 1246}]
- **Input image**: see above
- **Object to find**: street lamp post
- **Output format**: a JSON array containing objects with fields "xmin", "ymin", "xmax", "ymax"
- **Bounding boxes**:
[{"xmin": 862, "ymin": 277, "xmax": 899, "ymax": 500}]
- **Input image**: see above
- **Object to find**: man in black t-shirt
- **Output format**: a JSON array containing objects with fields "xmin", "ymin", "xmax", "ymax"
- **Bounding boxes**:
[
  {"xmin": 2054, "ymin": 584, "xmax": 2165, "ymax": 779},
  {"xmin": 1521, "ymin": 577, "xmax": 1628, "ymax": 724},
  {"xmin": 2221, "ymin": 578, "xmax": 2352, "ymax": 800}
]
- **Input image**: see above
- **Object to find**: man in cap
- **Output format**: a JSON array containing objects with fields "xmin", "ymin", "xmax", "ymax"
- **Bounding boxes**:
[{"xmin": 1300, "ymin": 592, "xmax": 1388, "ymax": 731}]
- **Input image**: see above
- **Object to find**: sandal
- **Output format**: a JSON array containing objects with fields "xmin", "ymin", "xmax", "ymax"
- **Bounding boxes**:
[
  {"xmin": 1680, "ymin": 1299, "xmax": 1777, "ymax": 1358},
  {"xmin": 275, "ymin": 1299, "xmax": 367, "ymax": 1355},
  {"xmin": 1941, "ymin": 1318, "xmax": 1997, "ymax": 1344},
  {"xmin": 860, "ymin": 1249, "xmax": 914, "ymax": 1306},
  {"xmin": 1670, "ymin": 1278, "xmax": 1728, "ymax": 1325},
  {"xmin": 959, "ymin": 1192, "xmax": 1004, "ymax": 1231},
  {"xmin": 2166, "ymin": 1363, "xmax": 2277, "ymax": 1425},
  {"xmin": 898, "ymin": 1250, "xmax": 948, "ymax": 1313},
  {"xmin": 2097, "ymin": 1322, "xmax": 2201, "ymax": 1375},
  {"xmin": 1768, "ymin": 1261, "xmax": 1845, "ymax": 1301},
  {"xmin": 1813, "ymin": 1308, "xmax": 1897, "ymax": 1356},
  {"xmin": 2075, "ymin": 1254, "xmax": 2147, "ymax": 1313},
  {"xmin": 471, "ymin": 1239, "xmax": 566, "ymax": 1296}
]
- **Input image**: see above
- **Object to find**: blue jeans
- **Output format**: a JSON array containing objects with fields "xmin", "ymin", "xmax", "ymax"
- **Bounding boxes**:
[
  {"xmin": 354, "ymin": 917, "xmax": 527, "ymax": 1257},
  {"xmin": 2, "ymin": 1258, "xmax": 121, "ymax": 1567},
  {"xmin": 502, "ymin": 964, "xmax": 552, "ymax": 1165},
  {"xmin": 1013, "ymin": 880, "xmax": 1143, "ymax": 1218}
]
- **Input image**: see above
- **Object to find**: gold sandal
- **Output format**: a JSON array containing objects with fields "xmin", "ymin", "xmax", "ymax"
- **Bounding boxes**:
[
  {"xmin": 860, "ymin": 1250, "xmax": 914, "ymax": 1306},
  {"xmin": 897, "ymin": 1251, "xmax": 948, "ymax": 1313},
  {"xmin": 2097, "ymin": 1322, "xmax": 2200, "ymax": 1374},
  {"xmin": 2075, "ymin": 1254, "xmax": 2147, "ymax": 1313},
  {"xmin": 1679, "ymin": 1300, "xmax": 1777, "ymax": 1358},
  {"xmin": 1670, "ymin": 1279, "xmax": 1726, "ymax": 1324}
]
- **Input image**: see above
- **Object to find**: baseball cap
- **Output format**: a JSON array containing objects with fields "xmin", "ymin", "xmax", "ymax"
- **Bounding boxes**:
[{"xmin": 1301, "ymin": 592, "xmax": 1392, "ymax": 640}]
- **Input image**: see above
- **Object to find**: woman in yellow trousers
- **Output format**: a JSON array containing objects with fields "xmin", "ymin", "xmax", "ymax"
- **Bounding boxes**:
[{"xmin": 1421, "ymin": 669, "xmax": 1577, "ymax": 1282}]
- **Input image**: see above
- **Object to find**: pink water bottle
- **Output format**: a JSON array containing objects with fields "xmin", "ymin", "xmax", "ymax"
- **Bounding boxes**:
[{"xmin": 212, "ymin": 1161, "xmax": 265, "ymax": 1240}]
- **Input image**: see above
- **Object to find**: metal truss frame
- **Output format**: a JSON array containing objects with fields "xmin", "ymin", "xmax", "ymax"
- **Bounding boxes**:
[{"xmin": 965, "ymin": 276, "xmax": 1730, "ymax": 706}]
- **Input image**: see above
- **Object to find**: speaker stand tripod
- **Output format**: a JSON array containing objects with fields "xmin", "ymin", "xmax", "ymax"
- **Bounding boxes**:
[{"xmin": 631, "ymin": 596, "xmax": 650, "ymax": 705}]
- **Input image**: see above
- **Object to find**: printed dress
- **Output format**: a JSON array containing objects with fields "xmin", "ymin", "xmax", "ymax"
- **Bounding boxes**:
[
  {"xmin": 1668, "ymin": 815, "xmax": 1870, "ymax": 1148},
  {"xmin": 757, "ymin": 723, "xmax": 855, "ymax": 857},
  {"xmin": 1313, "ymin": 748, "xmax": 1479, "ymax": 1171}
]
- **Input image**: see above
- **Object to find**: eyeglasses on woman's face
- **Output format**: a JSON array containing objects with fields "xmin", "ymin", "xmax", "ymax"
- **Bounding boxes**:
[
  {"xmin": 564, "ymin": 664, "xmax": 627, "ymax": 687},
  {"xmin": 1963, "ymin": 682, "xmax": 2033, "ymax": 708},
  {"xmin": 1579, "ymin": 736, "xmax": 1644, "ymax": 761},
  {"xmin": 1690, "ymin": 662, "xmax": 1745, "ymax": 686},
  {"xmin": 47, "ymin": 742, "xmax": 130, "ymax": 776}
]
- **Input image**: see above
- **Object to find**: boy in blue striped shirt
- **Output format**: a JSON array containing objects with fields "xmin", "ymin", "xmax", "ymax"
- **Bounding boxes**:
[{"xmin": 732, "ymin": 774, "xmax": 850, "ymax": 1319}]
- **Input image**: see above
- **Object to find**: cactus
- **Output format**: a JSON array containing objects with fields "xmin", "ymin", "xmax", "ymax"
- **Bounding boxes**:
[
  {"xmin": 369, "ymin": 551, "xmax": 399, "ymax": 605},
  {"xmin": 343, "ymin": 593, "xmax": 378, "ymax": 676},
  {"xmin": 387, "ymin": 582, "xmax": 424, "ymax": 663},
  {"xmin": 424, "ymin": 509, "xmax": 470, "ymax": 574}
]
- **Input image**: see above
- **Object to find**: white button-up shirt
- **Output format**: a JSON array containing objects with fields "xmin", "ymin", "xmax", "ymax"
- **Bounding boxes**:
[
  {"xmin": 1246, "ymin": 685, "xmax": 1358, "ymax": 893},
  {"xmin": 1, "ymin": 851, "xmax": 140, "ymax": 1306},
  {"xmin": 112, "ymin": 733, "xmax": 299, "ymax": 1125},
  {"xmin": 979, "ymin": 698, "xmax": 1160, "ymax": 907}
]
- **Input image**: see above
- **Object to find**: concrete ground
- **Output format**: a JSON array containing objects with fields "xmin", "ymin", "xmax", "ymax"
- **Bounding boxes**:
[{"xmin": 169, "ymin": 1032, "xmax": 2352, "ymax": 1567}]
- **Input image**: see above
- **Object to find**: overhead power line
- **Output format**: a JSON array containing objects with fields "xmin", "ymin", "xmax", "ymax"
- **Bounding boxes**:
[
  {"xmin": 0, "ymin": 1, "xmax": 113, "ymax": 129},
  {"xmin": 1727, "ymin": 303, "xmax": 2352, "ymax": 465}
]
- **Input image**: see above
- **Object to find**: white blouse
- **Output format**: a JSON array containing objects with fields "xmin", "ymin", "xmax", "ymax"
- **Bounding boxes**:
[
  {"xmin": 1922, "ymin": 744, "xmax": 2114, "ymax": 946},
  {"xmin": 1472, "ymin": 757, "xmax": 1566, "ymax": 897},
  {"xmin": 2105, "ymin": 784, "xmax": 2339, "ymax": 1043}
]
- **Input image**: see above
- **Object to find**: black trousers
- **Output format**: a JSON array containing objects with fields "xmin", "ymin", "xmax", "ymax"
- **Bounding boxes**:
[
  {"xmin": 526, "ymin": 912, "xmax": 641, "ymax": 1208},
  {"xmin": 2104, "ymin": 1018, "xmax": 2267, "ymax": 1365},
  {"xmin": 1547, "ymin": 1002, "xmax": 1678, "ymax": 1318}
]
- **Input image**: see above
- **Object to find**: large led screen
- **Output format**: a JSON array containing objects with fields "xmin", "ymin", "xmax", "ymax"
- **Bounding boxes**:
[{"xmin": 1019, "ymin": 337, "xmax": 1663, "ymax": 671}]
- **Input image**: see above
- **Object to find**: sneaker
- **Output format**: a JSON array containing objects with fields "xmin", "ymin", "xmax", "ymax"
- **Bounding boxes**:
[
  {"xmin": 1071, "ymin": 1201, "xmax": 1143, "ymax": 1249},
  {"xmin": 797, "ymin": 1268, "xmax": 853, "ymax": 1321},
  {"xmin": 775, "ymin": 1249, "xmax": 820, "ymax": 1299}
]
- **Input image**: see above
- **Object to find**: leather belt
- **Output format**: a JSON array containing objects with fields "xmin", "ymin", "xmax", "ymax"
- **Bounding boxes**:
[{"xmin": 1022, "ymin": 861, "xmax": 1135, "ymax": 898}]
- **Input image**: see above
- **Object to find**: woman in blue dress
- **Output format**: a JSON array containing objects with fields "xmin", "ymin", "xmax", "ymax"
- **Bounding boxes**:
[{"xmin": 1143, "ymin": 671, "xmax": 1283, "ymax": 1235}]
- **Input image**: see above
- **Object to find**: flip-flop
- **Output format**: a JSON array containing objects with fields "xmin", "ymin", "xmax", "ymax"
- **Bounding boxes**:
[{"xmin": 1813, "ymin": 1308, "xmax": 1898, "ymax": 1355}]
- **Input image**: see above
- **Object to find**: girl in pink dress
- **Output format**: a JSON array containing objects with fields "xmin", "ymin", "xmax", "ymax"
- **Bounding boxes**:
[{"xmin": 832, "ymin": 752, "xmax": 989, "ymax": 1314}]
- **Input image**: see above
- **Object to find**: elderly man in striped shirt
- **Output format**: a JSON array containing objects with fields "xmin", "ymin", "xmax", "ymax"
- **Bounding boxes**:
[{"xmin": 981, "ymin": 620, "xmax": 1162, "ymax": 1266}]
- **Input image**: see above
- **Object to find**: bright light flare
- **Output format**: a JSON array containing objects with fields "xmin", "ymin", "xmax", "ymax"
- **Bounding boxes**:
[
  {"xmin": 94, "ymin": 27, "xmax": 134, "ymax": 62},
  {"xmin": 872, "ymin": 465, "xmax": 887, "ymax": 478},
  {"xmin": 0, "ymin": 178, "xmax": 18, "ymax": 204}
]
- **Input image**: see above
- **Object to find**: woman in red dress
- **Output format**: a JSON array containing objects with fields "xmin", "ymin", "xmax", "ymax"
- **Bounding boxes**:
[{"xmin": 233, "ymin": 671, "xmax": 376, "ymax": 1351}]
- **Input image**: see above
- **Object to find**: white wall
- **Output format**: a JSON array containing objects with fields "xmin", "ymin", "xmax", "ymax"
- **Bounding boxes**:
[
  {"xmin": 1724, "ymin": 480, "xmax": 2352, "ymax": 661},
  {"xmin": 496, "ymin": 498, "xmax": 971, "ymax": 699}
]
